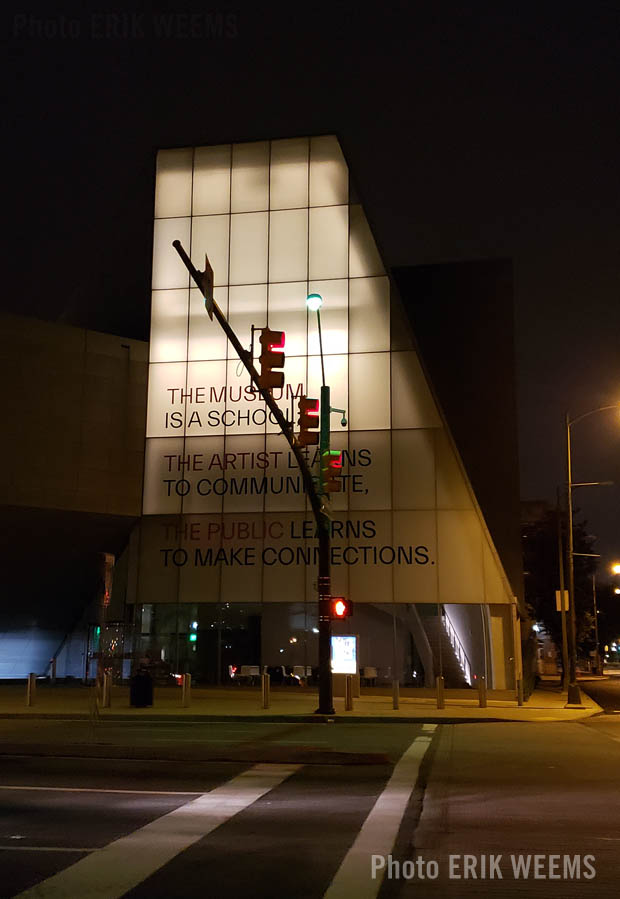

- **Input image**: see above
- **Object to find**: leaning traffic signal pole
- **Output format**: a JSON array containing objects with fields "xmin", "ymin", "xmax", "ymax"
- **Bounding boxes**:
[{"xmin": 172, "ymin": 241, "xmax": 334, "ymax": 714}]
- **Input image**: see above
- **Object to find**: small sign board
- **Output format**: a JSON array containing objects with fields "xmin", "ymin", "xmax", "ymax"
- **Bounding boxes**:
[
  {"xmin": 331, "ymin": 634, "xmax": 357, "ymax": 674},
  {"xmin": 555, "ymin": 589, "xmax": 569, "ymax": 612}
]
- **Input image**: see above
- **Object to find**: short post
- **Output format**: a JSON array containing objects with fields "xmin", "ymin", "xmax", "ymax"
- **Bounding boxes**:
[
  {"xmin": 345, "ymin": 674, "xmax": 354, "ymax": 711},
  {"xmin": 50, "ymin": 658, "xmax": 57, "ymax": 685},
  {"xmin": 261, "ymin": 672, "xmax": 270, "ymax": 709},
  {"xmin": 477, "ymin": 675, "xmax": 487, "ymax": 708},
  {"xmin": 101, "ymin": 670, "xmax": 112, "ymax": 708},
  {"xmin": 517, "ymin": 677, "xmax": 524, "ymax": 706},
  {"xmin": 26, "ymin": 673, "xmax": 36, "ymax": 707},
  {"xmin": 435, "ymin": 675, "xmax": 445, "ymax": 710},
  {"xmin": 392, "ymin": 679, "xmax": 400, "ymax": 710},
  {"xmin": 182, "ymin": 673, "xmax": 191, "ymax": 708}
]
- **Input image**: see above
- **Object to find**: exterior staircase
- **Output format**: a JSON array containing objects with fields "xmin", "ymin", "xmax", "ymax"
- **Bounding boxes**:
[{"xmin": 422, "ymin": 614, "xmax": 472, "ymax": 688}]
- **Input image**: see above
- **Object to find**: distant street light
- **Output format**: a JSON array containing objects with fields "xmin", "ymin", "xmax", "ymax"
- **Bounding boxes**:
[
  {"xmin": 565, "ymin": 404, "xmax": 619, "ymax": 705},
  {"xmin": 611, "ymin": 563, "xmax": 620, "ymax": 576}
]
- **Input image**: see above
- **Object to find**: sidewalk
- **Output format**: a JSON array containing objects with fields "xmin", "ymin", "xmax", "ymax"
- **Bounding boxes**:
[{"xmin": 0, "ymin": 681, "xmax": 602, "ymax": 723}]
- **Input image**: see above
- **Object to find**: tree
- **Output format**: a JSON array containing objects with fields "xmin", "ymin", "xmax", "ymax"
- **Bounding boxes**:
[{"xmin": 522, "ymin": 502, "xmax": 597, "ymax": 672}]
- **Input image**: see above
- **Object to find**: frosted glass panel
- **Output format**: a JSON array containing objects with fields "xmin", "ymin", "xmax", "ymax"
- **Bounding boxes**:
[
  {"xmin": 392, "ymin": 430, "xmax": 435, "ymax": 510},
  {"xmin": 269, "ymin": 209, "xmax": 308, "ymax": 283},
  {"xmin": 179, "ymin": 435, "xmax": 226, "ymax": 514},
  {"xmin": 348, "ymin": 511, "xmax": 393, "ymax": 604},
  {"xmin": 264, "ymin": 433, "xmax": 306, "ymax": 512},
  {"xmin": 231, "ymin": 141, "xmax": 269, "ymax": 212},
  {"xmin": 349, "ymin": 277, "xmax": 390, "ymax": 352},
  {"xmin": 185, "ymin": 360, "xmax": 227, "ymax": 436},
  {"xmin": 146, "ymin": 362, "xmax": 187, "ymax": 438},
  {"xmin": 270, "ymin": 138, "xmax": 309, "ymax": 209},
  {"xmin": 268, "ymin": 282, "xmax": 307, "ymax": 359},
  {"xmin": 437, "ymin": 510, "xmax": 484, "ymax": 603},
  {"xmin": 155, "ymin": 148, "xmax": 193, "ymax": 218},
  {"xmin": 310, "ymin": 135, "xmax": 348, "ymax": 206},
  {"xmin": 152, "ymin": 218, "xmax": 191, "ymax": 290},
  {"xmin": 262, "ymin": 513, "xmax": 307, "ymax": 602},
  {"xmin": 483, "ymin": 538, "xmax": 511, "ymax": 604},
  {"xmin": 220, "ymin": 516, "xmax": 264, "ymax": 601},
  {"xmin": 349, "ymin": 205, "xmax": 385, "ymax": 277},
  {"xmin": 188, "ymin": 287, "xmax": 228, "ymax": 362},
  {"xmin": 392, "ymin": 512, "xmax": 438, "ymax": 604},
  {"xmin": 150, "ymin": 289, "xmax": 189, "ymax": 363},
  {"xmin": 193, "ymin": 144, "xmax": 231, "ymax": 215},
  {"xmin": 222, "ymin": 435, "xmax": 268, "ymax": 514},
  {"xmin": 230, "ymin": 212, "xmax": 268, "ymax": 285},
  {"xmin": 225, "ymin": 359, "xmax": 266, "ymax": 436},
  {"xmin": 309, "ymin": 206, "xmax": 348, "ymax": 280},
  {"xmin": 190, "ymin": 215, "xmax": 230, "ymax": 288},
  {"xmin": 349, "ymin": 353, "xmax": 390, "ymax": 431},
  {"xmin": 348, "ymin": 431, "xmax": 390, "ymax": 511},
  {"xmin": 435, "ymin": 429, "xmax": 472, "ymax": 510},
  {"xmin": 391, "ymin": 352, "xmax": 442, "ymax": 429},
  {"xmin": 228, "ymin": 284, "xmax": 267, "ymax": 361},
  {"xmin": 143, "ymin": 437, "xmax": 184, "ymax": 514},
  {"xmin": 307, "ymin": 279, "xmax": 348, "ymax": 356}
]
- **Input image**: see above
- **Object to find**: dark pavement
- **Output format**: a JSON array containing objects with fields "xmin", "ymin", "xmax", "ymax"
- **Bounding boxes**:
[{"xmin": 1, "ymin": 714, "xmax": 619, "ymax": 898}]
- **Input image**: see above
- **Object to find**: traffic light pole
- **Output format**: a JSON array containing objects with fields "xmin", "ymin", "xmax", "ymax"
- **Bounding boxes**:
[
  {"xmin": 173, "ymin": 241, "xmax": 334, "ymax": 713},
  {"xmin": 318, "ymin": 384, "xmax": 334, "ymax": 714}
]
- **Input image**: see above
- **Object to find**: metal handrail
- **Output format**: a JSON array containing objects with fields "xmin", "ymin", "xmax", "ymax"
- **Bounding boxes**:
[{"xmin": 442, "ymin": 608, "xmax": 473, "ymax": 685}]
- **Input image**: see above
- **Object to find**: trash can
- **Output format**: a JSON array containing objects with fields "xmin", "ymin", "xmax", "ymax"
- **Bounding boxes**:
[{"xmin": 130, "ymin": 668, "xmax": 153, "ymax": 707}]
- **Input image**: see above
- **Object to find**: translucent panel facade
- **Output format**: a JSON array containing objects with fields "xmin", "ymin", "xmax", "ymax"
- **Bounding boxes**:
[{"xmin": 142, "ymin": 135, "xmax": 515, "ymax": 636}]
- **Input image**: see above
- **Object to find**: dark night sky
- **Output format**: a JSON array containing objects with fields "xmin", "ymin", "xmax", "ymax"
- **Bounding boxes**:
[{"xmin": 5, "ymin": 2, "xmax": 619, "ymax": 576}]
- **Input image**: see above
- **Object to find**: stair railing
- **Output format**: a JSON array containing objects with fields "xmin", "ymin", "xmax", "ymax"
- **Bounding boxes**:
[{"xmin": 441, "ymin": 608, "xmax": 473, "ymax": 686}]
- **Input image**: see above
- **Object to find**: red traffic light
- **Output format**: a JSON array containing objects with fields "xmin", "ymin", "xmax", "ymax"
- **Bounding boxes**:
[
  {"xmin": 298, "ymin": 396, "xmax": 320, "ymax": 446},
  {"xmin": 258, "ymin": 328, "xmax": 285, "ymax": 390},
  {"xmin": 330, "ymin": 597, "xmax": 352, "ymax": 619}
]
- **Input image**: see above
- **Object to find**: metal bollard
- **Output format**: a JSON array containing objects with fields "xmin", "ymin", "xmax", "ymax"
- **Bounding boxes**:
[
  {"xmin": 101, "ymin": 671, "xmax": 112, "ymax": 708},
  {"xmin": 435, "ymin": 675, "xmax": 445, "ymax": 710},
  {"xmin": 50, "ymin": 658, "xmax": 57, "ymax": 686},
  {"xmin": 261, "ymin": 673, "xmax": 270, "ymax": 709},
  {"xmin": 26, "ymin": 673, "xmax": 36, "ymax": 707},
  {"xmin": 345, "ymin": 675, "xmax": 354, "ymax": 711},
  {"xmin": 392, "ymin": 679, "xmax": 400, "ymax": 710},
  {"xmin": 182, "ymin": 673, "xmax": 191, "ymax": 708},
  {"xmin": 517, "ymin": 678, "xmax": 524, "ymax": 706},
  {"xmin": 477, "ymin": 675, "xmax": 487, "ymax": 708}
]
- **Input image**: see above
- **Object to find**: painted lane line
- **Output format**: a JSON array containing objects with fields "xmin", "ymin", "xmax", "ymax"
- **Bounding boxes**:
[
  {"xmin": 15, "ymin": 763, "xmax": 300, "ymax": 899},
  {"xmin": 323, "ymin": 726, "xmax": 437, "ymax": 899},
  {"xmin": 0, "ymin": 785, "xmax": 202, "ymax": 796},
  {"xmin": 422, "ymin": 723, "xmax": 435, "ymax": 732}
]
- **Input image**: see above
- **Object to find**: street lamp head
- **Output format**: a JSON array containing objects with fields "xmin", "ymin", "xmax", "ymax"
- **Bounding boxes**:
[
  {"xmin": 614, "ymin": 588, "xmax": 620, "ymax": 595},
  {"xmin": 612, "ymin": 563, "xmax": 620, "ymax": 576},
  {"xmin": 306, "ymin": 293, "xmax": 323, "ymax": 312}
]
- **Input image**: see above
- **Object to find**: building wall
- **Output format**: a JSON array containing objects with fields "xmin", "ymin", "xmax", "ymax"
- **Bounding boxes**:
[{"xmin": 0, "ymin": 313, "xmax": 148, "ymax": 516}]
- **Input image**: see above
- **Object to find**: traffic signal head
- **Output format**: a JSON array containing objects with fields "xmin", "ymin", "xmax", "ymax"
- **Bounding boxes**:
[
  {"xmin": 258, "ymin": 328, "xmax": 285, "ymax": 390},
  {"xmin": 321, "ymin": 449, "xmax": 342, "ymax": 493},
  {"xmin": 297, "ymin": 396, "xmax": 319, "ymax": 446},
  {"xmin": 330, "ymin": 597, "xmax": 352, "ymax": 619}
]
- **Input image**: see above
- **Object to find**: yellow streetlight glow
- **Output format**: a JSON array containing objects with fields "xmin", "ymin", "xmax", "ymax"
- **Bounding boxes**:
[{"xmin": 612, "ymin": 563, "xmax": 620, "ymax": 575}]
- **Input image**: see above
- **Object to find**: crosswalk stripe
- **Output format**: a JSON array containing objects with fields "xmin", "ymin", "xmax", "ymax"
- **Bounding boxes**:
[
  {"xmin": 15, "ymin": 763, "xmax": 300, "ymax": 899},
  {"xmin": 323, "ymin": 726, "xmax": 437, "ymax": 899}
]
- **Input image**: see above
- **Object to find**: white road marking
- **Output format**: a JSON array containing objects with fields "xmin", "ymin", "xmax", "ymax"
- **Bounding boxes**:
[
  {"xmin": 422, "ymin": 723, "xmax": 435, "ymax": 732},
  {"xmin": 323, "ymin": 726, "xmax": 437, "ymax": 899},
  {"xmin": 14, "ymin": 763, "xmax": 300, "ymax": 899},
  {"xmin": 0, "ymin": 785, "xmax": 201, "ymax": 796}
]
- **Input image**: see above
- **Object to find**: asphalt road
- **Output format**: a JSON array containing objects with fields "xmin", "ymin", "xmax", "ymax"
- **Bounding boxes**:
[{"xmin": 1, "ymin": 716, "xmax": 619, "ymax": 899}]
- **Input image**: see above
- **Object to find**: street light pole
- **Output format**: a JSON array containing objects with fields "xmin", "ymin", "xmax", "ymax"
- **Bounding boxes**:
[
  {"xmin": 591, "ymin": 573, "xmax": 601, "ymax": 675},
  {"xmin": 565, "ymin": 404, "xmax": 618, "ymax": 706}
]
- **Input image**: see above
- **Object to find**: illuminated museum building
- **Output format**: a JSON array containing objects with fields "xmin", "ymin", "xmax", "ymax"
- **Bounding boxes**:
[{"xmin": 0, "ymin": 136, "xmax": 524, "ymax": 691}]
